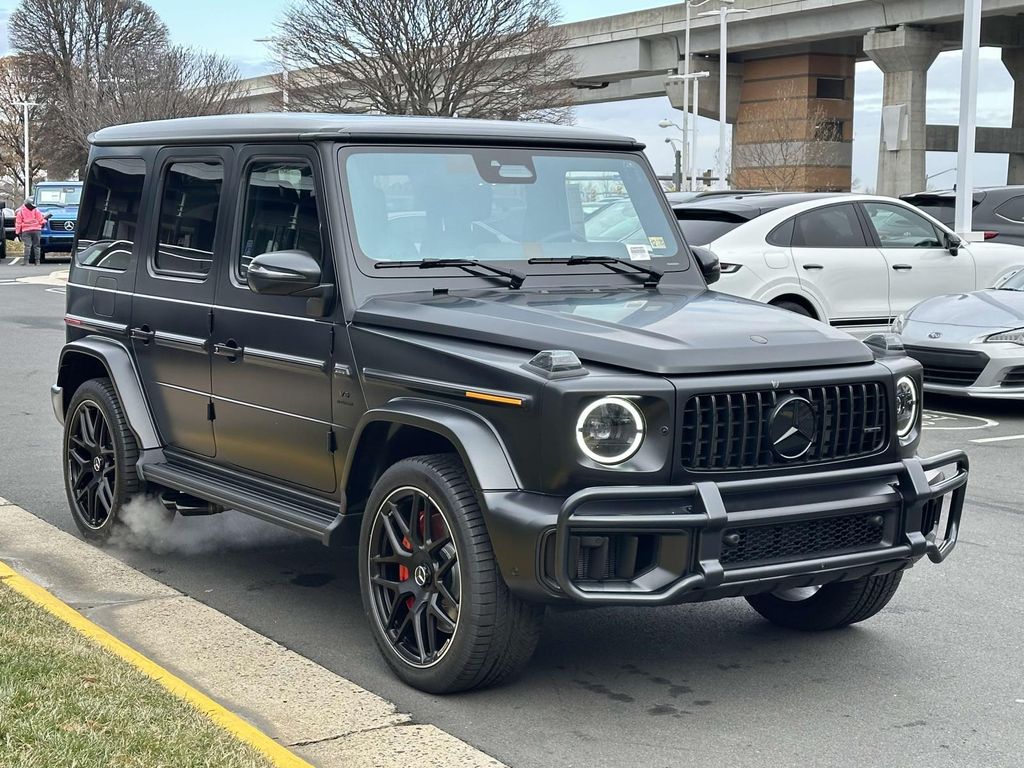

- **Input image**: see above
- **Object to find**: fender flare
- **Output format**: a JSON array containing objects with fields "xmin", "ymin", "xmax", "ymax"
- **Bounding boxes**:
[
  {"xmin": 343, "ymin": 398, "xmax": 521, "ymax": 493},
  {"xmin": 56, "ymin": 337, "xmax": 162, "ymax": 450}
]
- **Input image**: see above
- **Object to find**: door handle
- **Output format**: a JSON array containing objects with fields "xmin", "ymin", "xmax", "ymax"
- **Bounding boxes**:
[
  {"xmin": 892, "ymin": 264, "xmax": 913, "ymax": 271},
  {"xmin": 130, "ymin": 326, "xmax": 154, "ymax": 344},
  {"xmin": 802, "ymin": 264, "xmax": 824, "ymax": 271},
  {"xmin": 213, "ymin": 340, "xmax": 243, "ymax": 361}
]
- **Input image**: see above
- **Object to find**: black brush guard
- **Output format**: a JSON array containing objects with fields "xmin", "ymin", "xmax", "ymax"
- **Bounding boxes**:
[{"xmin": 553, "ymin": 451, "xmax": 969, "ymax": 604}]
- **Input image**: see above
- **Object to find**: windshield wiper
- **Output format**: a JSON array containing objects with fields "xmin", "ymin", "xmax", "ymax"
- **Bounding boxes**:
[
  {"xmin": 528, "ymin": 255, "xmax": 663, "ymax": 287},
  {"xmin": 375, "ymin": 258, "xmax": 524, "ymax": 289}
]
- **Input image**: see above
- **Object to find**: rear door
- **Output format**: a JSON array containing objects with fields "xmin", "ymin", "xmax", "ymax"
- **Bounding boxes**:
[
  {"xmin": 790, "ymin": 202, "xmax": 890, "ymax": 328},
  {"xmin": 209, "ymin": 146, "xmax": 337, "ymax": 493},
  {"xmin": 860, "ymin": 200, "xmax": 976, "ymax": 315},
  {"xmin": 131, "ymin": 148, "xmax": 231, "ymax": 458}
]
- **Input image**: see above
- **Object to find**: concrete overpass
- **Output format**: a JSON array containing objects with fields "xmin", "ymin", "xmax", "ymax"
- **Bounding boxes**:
[{"xmin": 233, "ymin": 0, "xmax": 1024, "ymax": 194}]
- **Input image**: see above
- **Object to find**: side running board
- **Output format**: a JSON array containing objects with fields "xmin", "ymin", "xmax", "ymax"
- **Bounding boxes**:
[{"xmin": 139, "ymin": 461, "xmax": 344, "ymax": 545}]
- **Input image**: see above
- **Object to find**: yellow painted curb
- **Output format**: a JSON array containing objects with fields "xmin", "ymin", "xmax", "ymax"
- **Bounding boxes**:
[{"xmin": 0, "ymin": 559, "xmax": 314, "ymax": 768}]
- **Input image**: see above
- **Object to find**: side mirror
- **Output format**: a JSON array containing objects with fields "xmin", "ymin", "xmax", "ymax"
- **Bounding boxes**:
[
  {"xmin": 247, "ymin": 250, "xmax": 322, "ymax": 296},
  {"xmin": 690, "ymin": 245, "xmax": 721, "ymax": 285},
  {"xmin": 944, "ymin": 232, "xmax": 962, "ymax": 255}
]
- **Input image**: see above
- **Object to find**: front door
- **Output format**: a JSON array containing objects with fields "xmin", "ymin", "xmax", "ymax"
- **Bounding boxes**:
[
  {"xmin": 131, "ymin": 148, "xmax": 231, "ymax": 457},
  {"xmin": 860, "ymin": 200, "xmax": 977, "ymax": 316},
  {"xmin": 210, "ymin": 147, "xmax": 337, "ymax": 493},
  {"xmin": 790, "ymin": 202, "xmax": 891, "ymax": 328}
]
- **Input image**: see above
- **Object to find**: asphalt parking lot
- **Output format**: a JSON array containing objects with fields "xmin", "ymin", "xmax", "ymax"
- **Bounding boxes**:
[{"xmin": 2, "ymin": 263, "xmax": 1022, "ymax": 768}]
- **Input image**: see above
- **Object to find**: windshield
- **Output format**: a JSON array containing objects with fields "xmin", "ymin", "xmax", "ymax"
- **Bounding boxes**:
[
  {"xmin": 342, "ymin": 148, "xmax": 687, "ymax": 273},
  {"xmin": 35, "ymin": 185, "xmax": 82, "ymax": 207}
]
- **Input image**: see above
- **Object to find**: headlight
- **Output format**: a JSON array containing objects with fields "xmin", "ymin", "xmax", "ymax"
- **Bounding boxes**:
[
  {"xmin": 891, "ymin": 313, "xmax": 907, "ymax": 334},
  {"xmin": 576, "ymin": 396, "xmax": 645, "ymax": 464},
  {"xmin": 985, "ymin": 328, "xmax": 1024, "ymax": 345},
  {"xmin": 895, "ymin": 376, "xmax": 919, "ymax": 440}
]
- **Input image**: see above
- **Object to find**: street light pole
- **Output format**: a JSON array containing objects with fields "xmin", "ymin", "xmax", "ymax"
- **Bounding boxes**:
[
  {"xmin": 254, "ymin": 37, "xmax": 289, "ymax": 111},
  {"xmin": 665, "ymin": 71, "xmax": 711, "ymax": 190},
  {"xmin": 679, "ymin": 0, "xmax": 720, "ymax": 194},
  {"xmin": 955, "ymin": 0, "xmax": 981, "ymax": 235},
  {"xmin": 12, "ymin": 100, "xmax": 38, "ymax": 199},
  {"xmin": 700, "ymin": 5, "xmax": 748, "ymax": 190}
]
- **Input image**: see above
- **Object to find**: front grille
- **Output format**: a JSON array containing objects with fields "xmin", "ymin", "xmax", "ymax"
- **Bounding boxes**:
[
  {"xmin": 905, "ymin": 346, "xmax": 988, "ymax": 387},
  {"xmin": 680, "ymin": 382, "xmax": 888, "ymax": 472},
  {"xmin": 719, "ymin": 513, "xmax": 886, "ymax": 568},
  {"xmin": 1002, "ymin": 366, "xmax": 1024, "ymax": 387}
]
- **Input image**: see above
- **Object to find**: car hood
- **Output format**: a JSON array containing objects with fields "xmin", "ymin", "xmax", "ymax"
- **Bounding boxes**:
[
  {"xmin": 354, "ymin": 287, "xmax": 873, "ymax": 375},
  {"xmin": 39, "ymin": 204, "xmax": 78, "ymax": 218},
  {"xmin": 907, "ymin": 289, "xmax": 1024, "ymax": 332}
]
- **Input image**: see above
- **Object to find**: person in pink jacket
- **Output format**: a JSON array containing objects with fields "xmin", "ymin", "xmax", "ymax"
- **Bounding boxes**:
[{"xmin": 15, "ymin": 198, "xmax": 48, "ymax": 265}]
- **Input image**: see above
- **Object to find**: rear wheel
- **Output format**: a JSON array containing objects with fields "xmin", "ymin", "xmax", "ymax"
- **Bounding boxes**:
[
  {"xmin": 745, "ymin": 572, "xmax": 903, "ymax": 631},
  {"xmin": 359, "ymin": 454, "xmax": 543, "ymax": 693},
  {"xmin": 63, "ymin": 378, "xmax": 140, "ymax": 542},
  {"xmin": 771, "ymin": 299, "xmax": 814, "ymax": 318}
]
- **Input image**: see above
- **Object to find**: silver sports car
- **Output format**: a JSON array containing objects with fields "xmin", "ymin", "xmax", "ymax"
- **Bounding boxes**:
[{"xmin": 894, "ymin": 270, "xmax": 1024, "ymax": 398}]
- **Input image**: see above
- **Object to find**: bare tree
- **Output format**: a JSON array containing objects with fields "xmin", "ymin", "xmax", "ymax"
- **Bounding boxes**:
[
  {"xmin": 274, "ymin": 0, "xmax": 575, "ymax": 122},
  {"xmin": 0, "ymin": 55, "xmax": 47, "ymax": 195},
  {"xmin": 9, "ymin": 0, "xmax": 244, "ymax": 173},
  {"xmin": 731, "ymin": 83, "xmax": 849, "ymax": 192}
]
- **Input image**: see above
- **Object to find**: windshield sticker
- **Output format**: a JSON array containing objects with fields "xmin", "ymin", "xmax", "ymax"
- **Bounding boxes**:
[
  {"xmin": 648, "ymin": 236, "xmax": 666, "ymax": 250},
  {"xmin": 627, "ymin": 244, "xmax": 651, "ymax": 261}
]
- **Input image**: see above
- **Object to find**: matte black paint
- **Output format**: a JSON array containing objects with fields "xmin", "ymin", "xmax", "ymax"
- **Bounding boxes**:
[{"xmin": 55, "ymin": 114, "xmax": 969, "ymax": 609}]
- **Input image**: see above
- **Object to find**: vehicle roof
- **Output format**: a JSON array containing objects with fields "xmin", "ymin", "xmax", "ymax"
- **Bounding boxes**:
[
  {"xmin": 89, "ymin": 112, "xmax": 643, "ymax": 150},
  {"xmin": 670, "ymin": 192, "xmax": 846, "ymax": 217},
  {"xmin": 35, "ymin": 180, "xmax": 82, "ymax": 185},
  {"xmin": 901, "ymin": 187, "xmax": 1024, "ymax": 200}
]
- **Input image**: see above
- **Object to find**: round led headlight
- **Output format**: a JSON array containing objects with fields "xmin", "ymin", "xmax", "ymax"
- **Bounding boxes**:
[
  {"xmin": 895, "ymin": 375, "xmax": 919, "ymax": 439},
  {"xmin": 575, "ymin": 396, "xmax": 645, "ymax": 464}
]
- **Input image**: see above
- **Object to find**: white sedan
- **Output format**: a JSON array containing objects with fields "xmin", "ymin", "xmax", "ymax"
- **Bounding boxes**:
[{"xmin": 672, "ymin": 193, "xmax": 1024, "ymax": 335}]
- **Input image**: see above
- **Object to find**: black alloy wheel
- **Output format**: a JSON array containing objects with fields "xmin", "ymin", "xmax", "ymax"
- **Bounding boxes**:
[
  {"xmin": 63, "ymin": 378, "xmax": 140, "ymax": 541},
  {"xmin": 367, "ymin": 485, "xmax": 462, "ymax": 668},
  {"xmin": 67, "ymin": 400, "xmax": 117, "ymax": 529}
]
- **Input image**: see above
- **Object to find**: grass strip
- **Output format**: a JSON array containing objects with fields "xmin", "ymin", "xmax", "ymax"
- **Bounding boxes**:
[{"xmin": 0, "ymin": 582, "xmax": 276, "ymax": 768}]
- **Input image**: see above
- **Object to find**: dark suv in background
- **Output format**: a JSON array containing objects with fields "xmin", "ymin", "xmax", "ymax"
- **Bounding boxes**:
[
  {"xmin": 53, "ymin": 114, "xmax": 968, "ymax": 694},
  {"xmin": 902, "ymin": 187, "xmax": 1024, "ymax": 246}
]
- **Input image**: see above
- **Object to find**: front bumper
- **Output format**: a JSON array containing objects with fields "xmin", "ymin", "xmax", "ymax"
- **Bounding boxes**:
[
  {"xmin": 485, "ymin": 451, "xmax": 968, "ymax": 605},
  {"xmin": 906, "ymin": 339, "xmax": 1024, "ymax": 399}
]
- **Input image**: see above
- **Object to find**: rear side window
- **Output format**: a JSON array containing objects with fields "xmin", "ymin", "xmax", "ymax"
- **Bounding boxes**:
[
  {"xmin": 154, "ymin": 161, "xmax": 224, "ymax": 278},
  {"xmin": 76, "ymin": 157, "xmax": 146, "ymax": 271},
  {"xmin": 792, "ymin": 204, "xmax": 867, "ymax": 248},
  {"xmin": 995, "ymin": 196, "xmax": 1024, "ymax": 222},
  {"xmin": 674, "ymin": 210, "xmax": 749, "ymax": 245},
  {"xmin": 238, "ymin": 160, "xmax": 322, "ymax": 281}
]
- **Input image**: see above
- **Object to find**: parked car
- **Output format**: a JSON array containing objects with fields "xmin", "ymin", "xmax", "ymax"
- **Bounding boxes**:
[
  {"xmin": 33, "ymin": 180, "xmax": 82, "ymax": 262},
  {"xmin": 672, "ymin": 192, "xmax": 1024, "ymax": 333},
  {"xmin": 893, "ymin": 268, "xmax": 1024, "ymax": 397},
  {"xmin": 901, "ymin": 187, "xmax": 1024, "ymax": 247},
  {"xmin": 53, "ymin": 114, "xmax": 967, "ymax": 694}
]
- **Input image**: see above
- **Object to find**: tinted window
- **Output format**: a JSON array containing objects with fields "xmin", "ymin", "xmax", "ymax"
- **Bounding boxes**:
[
  {"xmin": 792, "ymin": 204, "xmax": 866, "ymax": 248},
  {"xmin": 863, "ymin": 202, "xmax": 942, "ymax": 248},
  {"xmin": 674, "ymin": 210, "xmax": 749, "ymax": 245},
  {"xmin": 766, "ymin": 218, "xmax": 794, "ymax": 247},
  {"xmin": 816, "ymin": 77, "xmax": 845, "ymax": 100},
  {"xmin": 238, "ymin": 161, "xmax": 322, "ymax": 281},
  {"xmin": 154, "ymin": 161, "xmax": 223, "ymax": 277},
  {"xmin": 995, "ymin": 196, "xmax": 1024, "ymax": 222},
  {"xmin": 907, "ymin": 199, "xmax": 955, "ymax": 226},
  {"xmin": 76, "ymin": 157, "xmax": 146, "ymax": 271}
]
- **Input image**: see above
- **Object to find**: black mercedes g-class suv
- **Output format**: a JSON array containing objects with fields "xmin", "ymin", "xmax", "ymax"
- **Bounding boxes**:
[{"xmin": 53, "ymin": 114, "xmax": 968, "ymax": 694}]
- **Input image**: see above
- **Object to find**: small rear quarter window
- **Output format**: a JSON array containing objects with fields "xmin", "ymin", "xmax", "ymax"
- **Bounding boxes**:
[{"xmin": 76, "ymin": 157, "xmax": 147, "ymax": 271}]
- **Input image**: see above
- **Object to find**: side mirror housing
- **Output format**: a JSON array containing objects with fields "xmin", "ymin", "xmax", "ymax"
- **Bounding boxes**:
[
  {"xmin": 246, "ymin": 250, "xmax": 322, "ymax": 296},
  {"xmin": 944, "ymin": 232, "xmax": 962, "ymax": 255},
  {"xmin": 690, "ymin": 245, "xmax": 721, "ymax": 285}
]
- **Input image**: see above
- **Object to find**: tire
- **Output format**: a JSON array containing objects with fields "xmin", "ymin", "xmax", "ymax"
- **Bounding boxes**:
[
  {"xmin": 745, "ymin": 571, "xmax": 903, "ymax": 631},
  {"xmin": 772, "ymin": 299, "xmax": 814, "ymax": 318},
  {"xmin": 63, "ymin": 378, "xmax": 141, "ymax": 542},
  {"xmin": 359, "ymin": 454, "xmax": 544, "ymax": 694}
]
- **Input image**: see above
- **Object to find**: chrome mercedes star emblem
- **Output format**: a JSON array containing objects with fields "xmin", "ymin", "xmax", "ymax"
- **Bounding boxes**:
[
  {"xmin": 63, "ymin": 220, "xmax": 75, "ymax": 232},
  {"xmin": 92, "ymin": 457, "xmax": 103, "ymax": 472},
  {"xmin": 413, "ymin": 564, "xmax": 430, "ymax": 587},
  {"xmin": 769, "ymin": 396, "xmax": 817, "ymax": 460}
]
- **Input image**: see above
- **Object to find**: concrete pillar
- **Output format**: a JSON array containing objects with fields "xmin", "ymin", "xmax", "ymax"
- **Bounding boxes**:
[
  {"xmin": 1003, "ymin": 48, "xmax": 1024, "ymax": 184},
  {"xmin": 864, "ymin": 26, "xmax": 943, "ymax": 197}
]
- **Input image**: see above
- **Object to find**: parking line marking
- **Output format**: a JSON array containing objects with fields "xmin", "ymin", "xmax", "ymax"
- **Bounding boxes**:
[
  {"xmin": 922, "ymin": 410, "xmax": 999, "ymax": 430},
  {"xmin": 970, "ymin": 433, "xmax": 1024, "ymax": 444}
]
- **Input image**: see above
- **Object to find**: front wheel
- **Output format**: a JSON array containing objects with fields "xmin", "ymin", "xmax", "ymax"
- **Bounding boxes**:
[
  {"xmin": 745, "ymin": 571, "xmax": 903, "ymax": 631},
  {"xmin": 359, "ymin": 454, "xmax": 544, "ymax": 693}
]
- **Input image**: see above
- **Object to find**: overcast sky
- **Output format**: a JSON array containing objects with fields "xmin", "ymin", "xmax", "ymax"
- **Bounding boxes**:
[{"xmin": 0, "ymin": 0, "xmax": 1014, "ymax": 191}]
